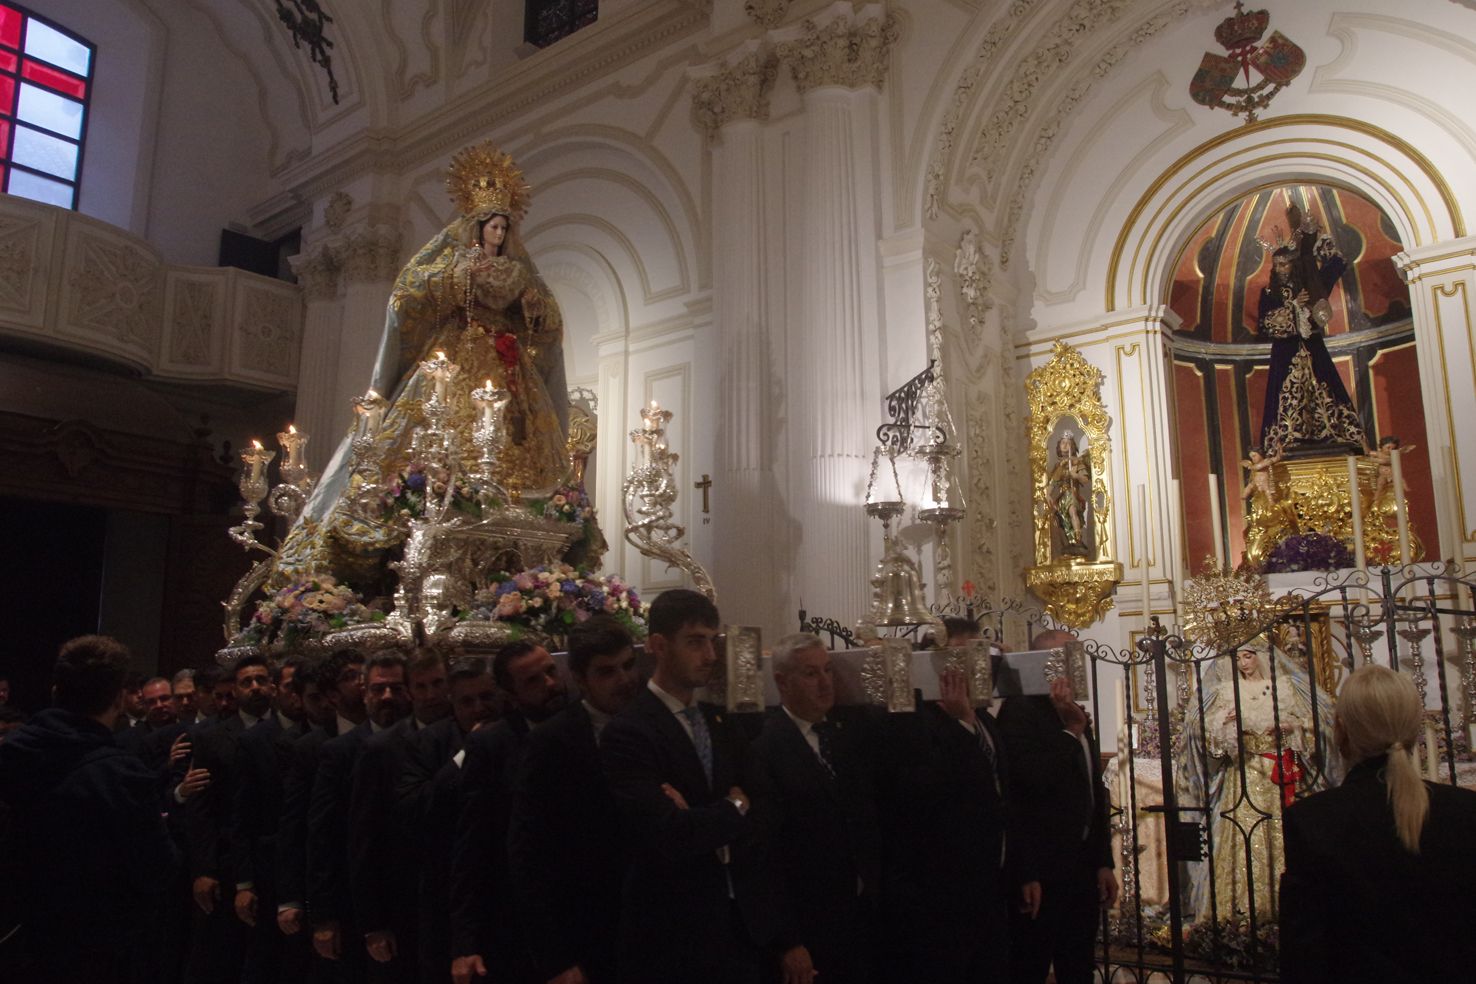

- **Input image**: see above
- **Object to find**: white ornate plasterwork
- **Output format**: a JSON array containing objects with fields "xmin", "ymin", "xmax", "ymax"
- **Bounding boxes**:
[
  {"xmin": 775, "ymin": 8, "xmax": 899, "ymax": 93},
  {"xmin": 955, "ymin": 227, "xmax": 993, "ymax": 338},
  {"xmin": 169, "ymin": 280, "xmax": 217, "ymax": 367},
  {"xmin": 235, "ymin": 284, "xmax": 300, "ymax": 379},
  {"xmin": 923, "ymin": 0, "xmax": 1045, "ymax": 221},
  {"xmin": 746, "ymin": 0, "xmax": 791, "ymax": 28},
  {"xmin": 340, "ymin": 226, "xmax": 403, "ymax": 283},
  {"xmin": 691, "ymin": 47, "xmax": 780, "ymax": 138},
  {"xmin": 324, "ymin": 190, "xmax": 353, "ymax": 232},
  {"xmin": 67, "ymin": 233, "xmax": 161, "ymax": 353},
  {"xmin": 0, "ymin": 215, "xmax": 38, "ymax": 313},
  {"xmin": 996, "ymin": 1, "xmax": 1203, "ymax": 268},
  {"xmin": 290, "ymin": 245, "xmax": 340, "ymax": 302}
]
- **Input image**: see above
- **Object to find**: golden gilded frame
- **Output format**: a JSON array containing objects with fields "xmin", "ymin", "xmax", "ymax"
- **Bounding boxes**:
[{"xmin": 1023, "ymin": 342, "xmax": 1124, "ymax": 627}]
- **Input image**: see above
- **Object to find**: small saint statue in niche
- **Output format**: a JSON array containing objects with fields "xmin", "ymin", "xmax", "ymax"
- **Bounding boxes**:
[
  {"xmin": 1254, "ymin": 200, "xmax": 1367, "ymax": 457},
  {"xmin": 1049, "ymin": 431, "xmax": 1092, "ymax": 559},
  {"xmin": 1241, "ymin": 446, "xmax": 1298, "ymax": 569}
]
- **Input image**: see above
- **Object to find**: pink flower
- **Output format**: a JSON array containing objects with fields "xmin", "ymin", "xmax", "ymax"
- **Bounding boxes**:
[
  {"xmin": 514, "ymin": 572, "xmax": 536, "ymax": 591},
  {"xmin": 495, "ymin": 592, "xmax": 525, "ymax": 617},
  {"xmin": 603, "ymin": 596, "xmax": 619, "ymax": 612}
]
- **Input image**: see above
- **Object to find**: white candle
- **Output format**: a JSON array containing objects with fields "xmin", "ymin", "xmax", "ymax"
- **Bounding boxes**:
[
  {"xmin": 1169, "ymin": 477, "xmax": 1185, "ymax": 595},
  {"xmin": 1347, "ymin": 456, "xmax": 1366, "ymax": 569},
  {"xmin": 1139, "ymin": 484, "xmax": 1152, "ymax": 624},
  {"xmin": 1447, "ymin": 445, "xmax": 1463, "ymax": 563},
  {"xmin": 1114, "ymin": 676, "xmax": 1130, "ymax": 808},
  {"xmin": 247, "ymin": 440, "xmax": 267, "ymax": 482},
  {"xmin": 1208, "ymin": 473, "xmax": 1226, "ymax": 570},
  {"xmin": 354, "ymin": 389, "xmax": 386, "ymax": 439},
  {"xmin": 1392, "ymin": 447, "xmax": 1411, "ymax": 566},
  {"xmin": 1425, "ymin": 721, "xmax": 1439, "ymax": 779}
]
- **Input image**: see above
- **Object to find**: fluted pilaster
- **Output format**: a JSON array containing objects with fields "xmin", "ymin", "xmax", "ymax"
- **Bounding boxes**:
[{"xmin": 288, "ymin": 243, "xmax": 344, "ymax": 473}]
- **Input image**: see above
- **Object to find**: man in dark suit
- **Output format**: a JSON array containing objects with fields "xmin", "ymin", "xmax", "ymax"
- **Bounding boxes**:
[
  {"xmin": 275, "ymin": 651, "xmax": 363, "ymax": 957},
  {"xmin": 117, "ymin": 676, "xmax": 178, "ymax": 754},
  {"xmin": 308, "ymin": 651, "xmax": 410, "ymax": 976},
  {"xmin": 350, "ymin": 650, "xmax": 453, "ymax": 981},
  {"xmin": 0, "ymin": 635, "xmax": 178, "ymax": 984},
  {"xmin": 876, "ymin": 664, "xmax": 1011, "ymax": 982},
  {"xmin": 599, "ymin": 588, "xmax": 766, "ymax": 984},
  {"xmin": 510, "ymin": 616, "xmax": 640, "ymax": 984},
  {"xmin": 750, "ymin": 633, "xmax": 881, "ymax": 984},
  {"xmin": 401, "ymin": 657, "xmax": 497, "ymax": 984},
  {"xmin": 996, "ymin": 630, "xmax": 1115, "ymax": 984},
  {"xmin": 184, "ymin": 653, "xmax": 276, "ymax": 984},
  {"xmin": 450, "ymin": 641, "xmax": 568, "ymax": 984},
  {"xmin": 230, "ymin": 653, "xmax": 313, "ymax": 983}
]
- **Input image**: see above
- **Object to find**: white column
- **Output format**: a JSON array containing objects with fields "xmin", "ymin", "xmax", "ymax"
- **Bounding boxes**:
[
  {"xmin": 287, "ymin": 245, "xmax": 343, "ymax": 475},
  {"xmin": 1396, "ymin": 236, "xmax": 1476, "ymax": 568},
  {"xmin": 775, "ymin": 7, "xmax": 897, "ymax": 627},
  {"xmin": 693, "ymin": 46, "xmax": 785, "ymax": 632},
  {"xmin": 793, "ymin": 84, "xmax": 875, "ymax": 625}
]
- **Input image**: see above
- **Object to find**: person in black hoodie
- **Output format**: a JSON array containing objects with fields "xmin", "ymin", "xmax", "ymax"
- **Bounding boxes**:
[{"xmin": 0, "ymin": 634, "xmax": 178, "ymax": 984}]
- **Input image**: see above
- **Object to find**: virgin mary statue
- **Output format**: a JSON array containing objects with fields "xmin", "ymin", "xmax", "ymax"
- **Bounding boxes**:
[
  {"xmin": 1174, "ymin": 641, "xmax": 1339, "ymax": 927},
  {"xmin": 277, "ymin": 142, "xmax": 571, "ymax": 586}
]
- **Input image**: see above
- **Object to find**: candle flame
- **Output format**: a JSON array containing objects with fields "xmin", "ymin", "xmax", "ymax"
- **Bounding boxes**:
[
  {"xmin": 251, "ymin": 440, "xmax": 263, "ymax": 450},
  {"xmin": 288, "ymin": 424, "xmax": 297, "ymax": 435},
  {"xmin": 649, "ymin": 400, "xmax": 659, "ymax": 410},
  {"xmin": 486, "ymin": 379, "xmax": 494, "ymax": 390},
  {"xmin": 366, "ymin": 389, "xmax": 380, "ymax": 400},
  {"xmin": 435, "ymin": 351, "xmax": 447, "ymax": 361}
]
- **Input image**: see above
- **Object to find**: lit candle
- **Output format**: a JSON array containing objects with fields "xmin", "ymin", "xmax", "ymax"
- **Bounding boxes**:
[
  {"xmin": 1208, "ymin": 473, "xmax": 1226, "ymax": 570},
  {"xmin": 353, "ymin": 389, "xmax": 386, "ymax": 439},
  {"xmin": 277, "ymin": 424, "xmax": 307, "ymax": 470},
  {"xmin": 470, "ymin": 379, "xmax": 503, "ymax": 429},
  {"xmin": 1347, "ymin": 456, "xmax": 1366, "ymax": 569},
  {"xmin": 1392, "ymin": 447, "xmax": 1411, "ymax": 566},
  {"xmin": 243, "ymin": 440, "xmax": 273, "ymax": 484},
  {"xmin": 1139, "ymin": 484, "xmax": 1152, "ymax": 624}
]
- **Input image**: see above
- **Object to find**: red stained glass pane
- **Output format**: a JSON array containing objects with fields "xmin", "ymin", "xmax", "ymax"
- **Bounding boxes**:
[
  {"xmin": 0, "ymin": 120, "xmax": 9, "ymax": 150},
  {"xmin": 0, "ymin": 74, "xmax": 13, "ymax": 113},
  {"xmin": 21, "ymin": 59, "xmax": 84, "ymax": 99},
  {"xmin": 0, "ymin": 8, "xmax": 20, "ymax": 50},
  {"xmin": 0, "ymin": 50, "xmax": 16, "ymax": 73},
  {"xmin": 0, "ymin": 165, "xmax": 6, "ymax": 190}
]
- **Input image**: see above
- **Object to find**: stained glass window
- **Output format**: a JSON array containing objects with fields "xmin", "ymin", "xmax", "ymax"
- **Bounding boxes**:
[
  {"xmin": 524, "ymin": 0, "xmax": 598, "ymax": 49},
  {"xmin": 0, "ymin": 4, "xmax": 92, "ymax": 209}
]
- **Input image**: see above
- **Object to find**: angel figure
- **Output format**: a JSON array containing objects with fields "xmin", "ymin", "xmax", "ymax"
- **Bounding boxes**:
[
  {"xmin": 1371, "ymin": 435, "xmax": 1416, "ymax": 507},
  {"xmin": 1242, "ymin": 447, "xmax": 1298, "ymax": 569}
]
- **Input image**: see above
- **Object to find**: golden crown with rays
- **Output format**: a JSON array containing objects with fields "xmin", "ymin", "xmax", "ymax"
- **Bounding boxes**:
[{"xmin": 446, "ymin": 141, "xmax": 532, "ymax": 221}]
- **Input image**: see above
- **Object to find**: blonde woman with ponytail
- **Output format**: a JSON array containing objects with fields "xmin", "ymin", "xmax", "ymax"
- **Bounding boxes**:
[{"xmin": 1280, "ymin": 665, "xmax": 1476, "ymax": 983}]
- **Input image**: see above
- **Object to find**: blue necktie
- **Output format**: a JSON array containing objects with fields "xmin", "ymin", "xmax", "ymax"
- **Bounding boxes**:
[{"xmin": 681, "ymin": 705, "xmax": 714, "ymax": 786}]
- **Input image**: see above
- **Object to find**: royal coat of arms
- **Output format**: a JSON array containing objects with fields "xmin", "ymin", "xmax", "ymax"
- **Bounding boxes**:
[{"xmin": 1189, "ymin": 3, "xmax": 1305, "ymax": 123}]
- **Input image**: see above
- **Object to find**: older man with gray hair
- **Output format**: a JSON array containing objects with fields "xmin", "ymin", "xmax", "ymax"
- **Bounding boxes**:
[{"xmin": 750, "ymin": 633, "xmax": 881, "ymax": 984}]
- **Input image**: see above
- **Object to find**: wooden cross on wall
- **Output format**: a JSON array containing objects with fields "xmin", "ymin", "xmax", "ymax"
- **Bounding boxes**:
[{"xmin": 695, "ymin": 473, "xmax": 712, "ymax": 513}]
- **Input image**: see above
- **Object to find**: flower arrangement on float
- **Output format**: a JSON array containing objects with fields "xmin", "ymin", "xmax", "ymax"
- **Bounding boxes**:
[
  {"xmin": 459, "ymin": 562, "xmax": 645, "ymax": 640},
  {"xmin": 232, "ymin": 574, "xmax": 385, "ymax": 649},
  {"xmin": 1263, "ymin": 531, "xmax": 1354, "ymax": 573}
]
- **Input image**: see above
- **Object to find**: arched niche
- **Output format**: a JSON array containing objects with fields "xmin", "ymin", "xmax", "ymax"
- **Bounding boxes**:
[
  {"xmin": 1166, "ymin": 183, "xmax": 1440, "ymax": 572},
  {"xmin": 1106, "ymin": 115, "xmax": 1465, "ymax": 313}
]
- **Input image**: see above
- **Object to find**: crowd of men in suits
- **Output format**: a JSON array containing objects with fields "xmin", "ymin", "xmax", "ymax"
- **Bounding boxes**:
[{"xmin": 0, "ymin": 590, "xmax": 1117, "ymax": 984}]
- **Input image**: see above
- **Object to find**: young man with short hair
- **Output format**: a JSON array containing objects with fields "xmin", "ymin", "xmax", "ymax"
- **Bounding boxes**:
[
  {"xmin": 599, "ymin": 589, "xmax": 767, "ymax": 984},
  {"xmin": 510, "ymin": 616, "xmax": 640, "ymax": 984}
]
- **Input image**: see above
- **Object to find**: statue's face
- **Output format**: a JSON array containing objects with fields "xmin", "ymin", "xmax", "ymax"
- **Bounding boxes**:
[
  {"xmin": 482, "ymin": 214, "xmax": 509, "ymax": 253},
  {"xmin": 1236, "ymin": 650, "xmax": 1259, "ymax": 678},
  {"xmin": 1272, "ymin": 255, "xmax": 1294, "ymax": 281}
]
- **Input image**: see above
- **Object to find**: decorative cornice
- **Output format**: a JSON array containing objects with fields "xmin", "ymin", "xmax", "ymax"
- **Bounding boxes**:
[
  {"xmin": 690, "ymin": 45, "xmax": 780, "ymax": 137},
  {"xmin": 774, "ymin": 5, "xmax": 899, "ymax": 94}
]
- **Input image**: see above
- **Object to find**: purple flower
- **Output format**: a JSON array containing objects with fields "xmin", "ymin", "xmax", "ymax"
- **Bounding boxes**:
[{"xmin": 405, "ymin": 471, "xmax": 427, "ymax": 492}]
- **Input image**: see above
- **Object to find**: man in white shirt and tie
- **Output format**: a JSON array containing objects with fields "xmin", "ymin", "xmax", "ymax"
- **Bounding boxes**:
[{"xmin": 599, "ymin": 589, "xmax": 765, "ymax": 984}]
